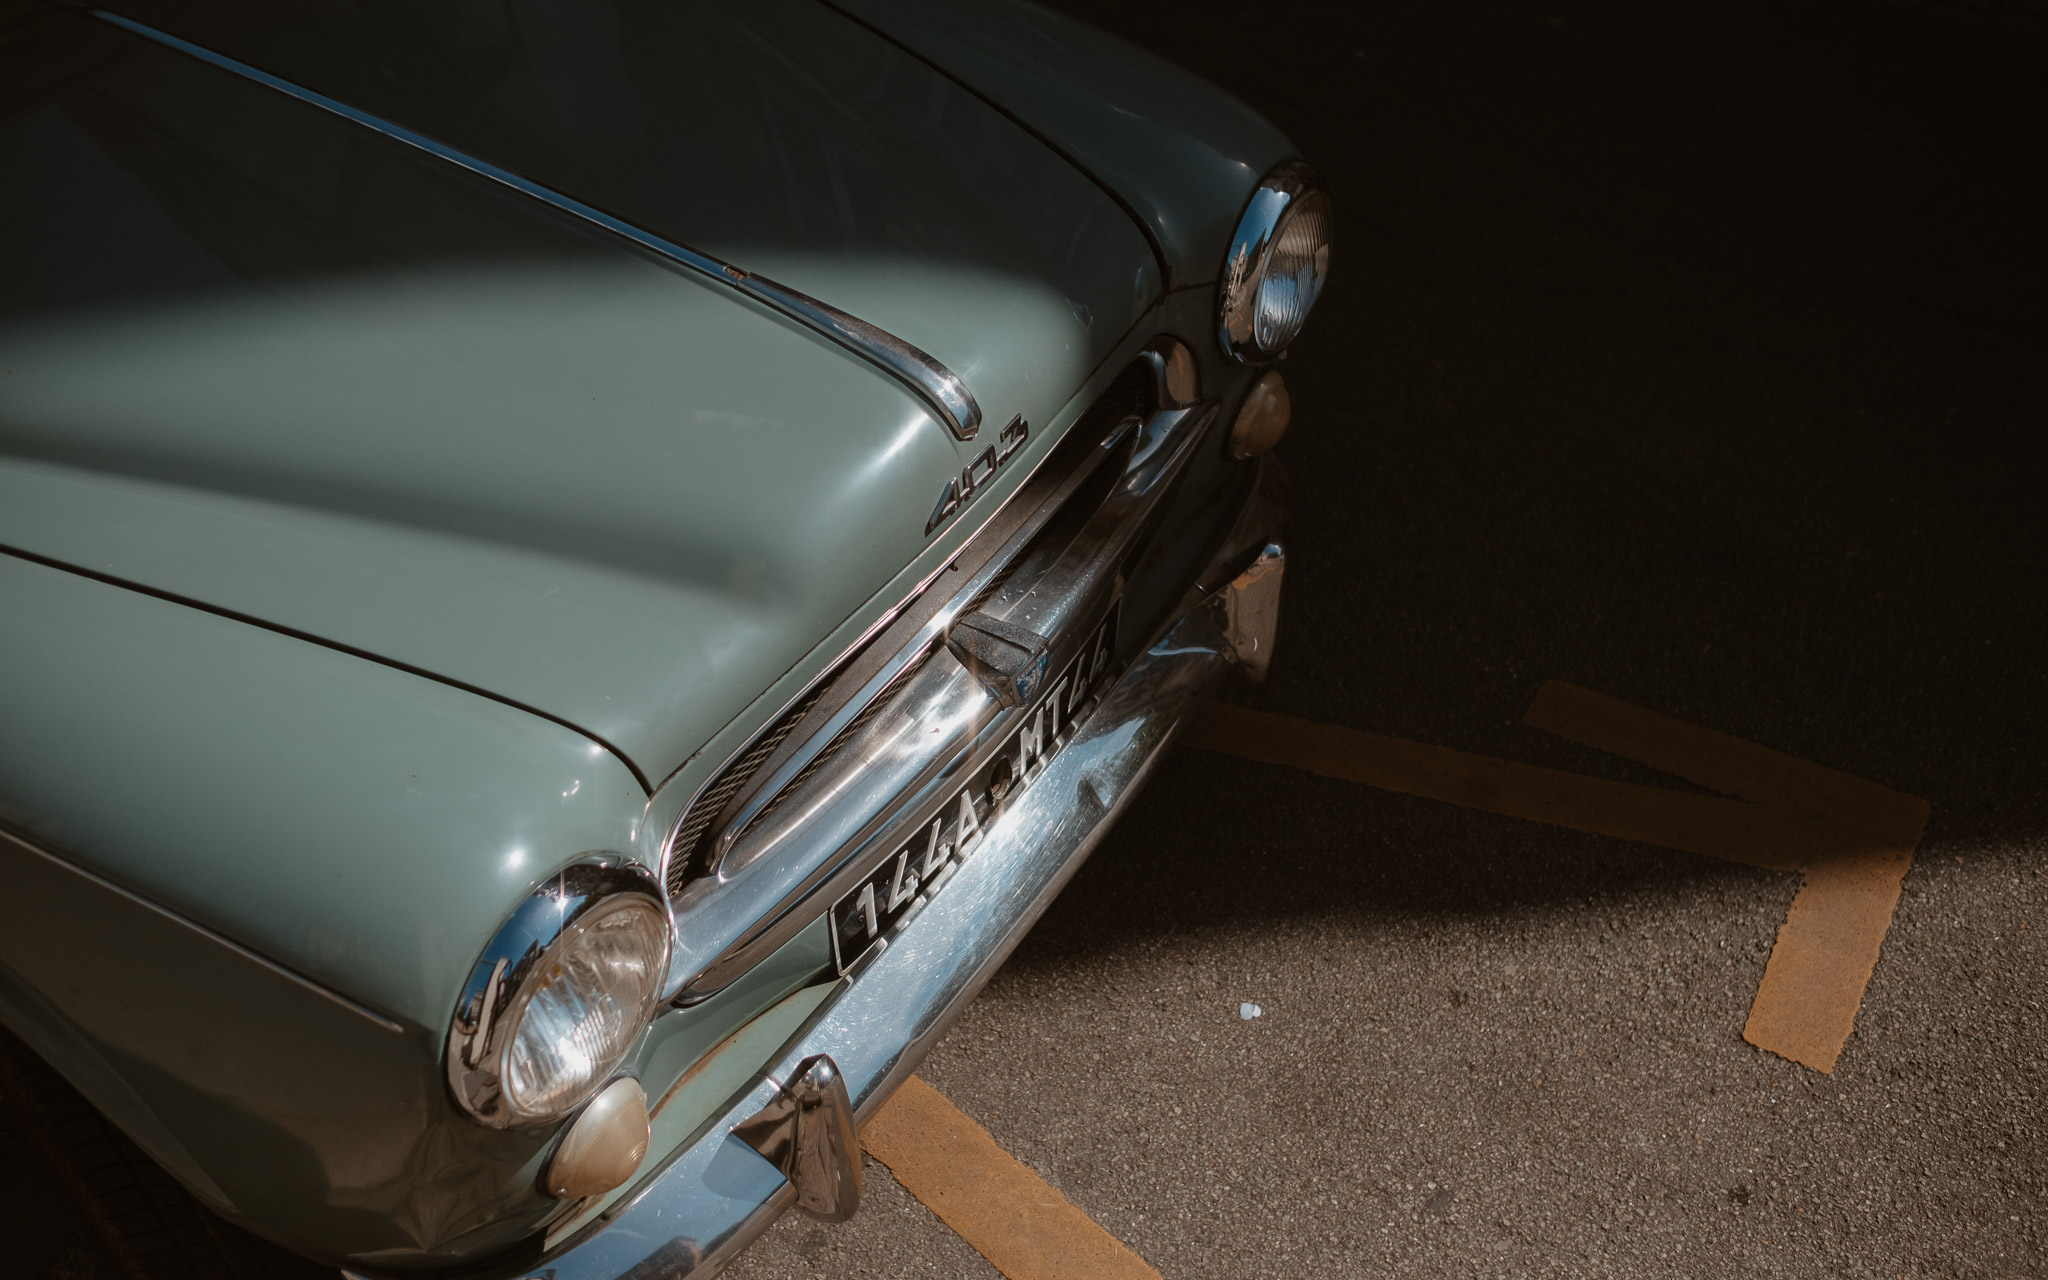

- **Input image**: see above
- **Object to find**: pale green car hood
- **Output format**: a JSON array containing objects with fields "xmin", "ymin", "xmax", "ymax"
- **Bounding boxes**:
[{"xmin": 0, "ymin": 0, "xmax": 1161, "ymax": 783}]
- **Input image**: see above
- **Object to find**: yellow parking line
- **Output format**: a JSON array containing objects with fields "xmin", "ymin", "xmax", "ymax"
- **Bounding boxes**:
[
  {"xmin": 861, "ymin": 1075, "xmax": 1162, "ymax": 1280},
  {"xmin": 1524, "ymin": 681, "xmax": 1927, "ymax": 1073},
  {"xmin": 1741, "ymin": 850, "xmax": 1917, "ymax": 1071},
  {"xmin": 1522, "ymin": 682, "xmax": 1928, "ymax": 845},
  {"xmin": 1180, "ymin": 702, "xmax": 1848, "ymax": 871},
  {"xmin": 1184, "ymin": 685, "xmax": 1929, "ymax": 1074}
]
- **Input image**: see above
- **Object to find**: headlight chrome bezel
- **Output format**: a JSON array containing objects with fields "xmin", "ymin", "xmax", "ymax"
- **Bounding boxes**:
[
  {"xmin": 446, "ymin": 859, "xmax": 671, "ymax": 1130},
  {"xmin": 1216, "ymin": 162, "xmax": 1333, "ymax": 365}
]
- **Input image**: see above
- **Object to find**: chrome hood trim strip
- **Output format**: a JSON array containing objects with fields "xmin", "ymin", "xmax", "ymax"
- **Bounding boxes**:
[{"xmin": 87, "ymin": 10, "xmax": 985, "ymax": 442}]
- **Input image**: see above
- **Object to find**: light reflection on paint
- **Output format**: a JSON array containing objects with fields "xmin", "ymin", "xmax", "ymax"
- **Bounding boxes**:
[{"xmin": 843, "ymin": 409, "xmax": 935, "ymax": 496}]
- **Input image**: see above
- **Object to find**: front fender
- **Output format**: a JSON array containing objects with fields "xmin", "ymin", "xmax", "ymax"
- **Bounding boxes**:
[{"xmin": 0, "ymin": 550, "xmax": 650, "ymax": 1264}]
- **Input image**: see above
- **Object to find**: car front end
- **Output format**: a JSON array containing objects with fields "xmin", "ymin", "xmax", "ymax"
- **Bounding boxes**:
[{"xmin": 0, "ymin": 1, "xmax": 1331, "ymax": 1275}]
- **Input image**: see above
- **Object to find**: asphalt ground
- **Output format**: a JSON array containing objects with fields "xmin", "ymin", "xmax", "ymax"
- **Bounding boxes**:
[
  {"xmin": 9, "ymin": 2, "xmax": 2046, "ymax": 1279},
  {"xmin": 729, "ymin": 1, "xmax": 2048, "ymax": 1277}
]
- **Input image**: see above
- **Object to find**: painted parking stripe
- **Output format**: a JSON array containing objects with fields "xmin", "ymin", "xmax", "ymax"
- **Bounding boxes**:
[
  {"xmin": 1521, "ymin": 682, "xmax": 1928, "ymax": 844},
  {"xmin": 862, "ymin": 1075, "xmax": 1163, "ymax": 1280},
  {"xmin": 1183, "ymin": 685, "xmax": 1928, "ymax": 1074},
  {"xmin": 1524, "ymin": 681, "xmax": 1927, "ymax": 1073},
  {"xmin": 1179, "ymin": 703, "xmax": 1850, "ymax": 870}
]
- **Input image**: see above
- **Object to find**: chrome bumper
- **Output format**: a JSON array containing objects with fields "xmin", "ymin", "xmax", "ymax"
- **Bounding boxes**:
[{"xmin": 510, "ymin": 463, "xmax": 1285, "ymax": 1280}]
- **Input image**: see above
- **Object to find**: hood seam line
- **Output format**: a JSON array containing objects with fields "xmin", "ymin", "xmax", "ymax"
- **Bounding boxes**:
[{"xmin": 0, "ymin": 542, "xmax": 655, "ymax": 795}]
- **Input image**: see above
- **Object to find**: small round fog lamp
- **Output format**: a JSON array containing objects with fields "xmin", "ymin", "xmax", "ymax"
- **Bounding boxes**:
[
  {"xmin": 544, "ymin": 1077, "xmax": 650, "ymax": 1200},
  {"xmin": 1228, "ymin": 371, "xmax": 1291, "ymax": 459}
]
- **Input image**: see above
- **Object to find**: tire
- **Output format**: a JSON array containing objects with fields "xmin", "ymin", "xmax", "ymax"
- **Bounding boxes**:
[{"xmin": 0, "ymin": 1025, "xmax": 339, "ymax": 1280}]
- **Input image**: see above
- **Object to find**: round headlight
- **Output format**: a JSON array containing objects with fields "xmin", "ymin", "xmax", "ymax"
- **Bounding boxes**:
[
  {"xmin": 447, "ymin": 862, "xmax": 670, "ymax": 1129},
  {"xmin": 1217, "ymin": 164, "xmax": 1333, "ymax": 363}
]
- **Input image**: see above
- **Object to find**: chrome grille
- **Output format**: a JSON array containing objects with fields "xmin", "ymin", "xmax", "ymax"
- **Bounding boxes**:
[
  {"xmin": 732, "ymin": 639, "xmax": 936, "ymax": 846},
  {"xmin": 961, "ymin": 360, "xmax": 1151, "ymax": 615},
  {"xmin": 663, "ymin": 685, "xmax": 822, "ymax": 896},
  {"xmin": 663, "ymin": 356, "xmax": 1159, "ymax": 901}
]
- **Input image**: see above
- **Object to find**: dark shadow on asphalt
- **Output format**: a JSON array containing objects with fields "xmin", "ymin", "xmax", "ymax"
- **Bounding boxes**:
[
  {"xmin": 1007, "ymin": 740, "xmax": 1796, "ymax": 968},
  {"xmin": 1013, "ymin": 0, "xmax": 2047, "ymax": 968}
]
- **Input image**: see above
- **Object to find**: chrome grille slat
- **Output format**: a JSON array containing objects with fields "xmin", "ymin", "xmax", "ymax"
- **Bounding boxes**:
[
  {"xmin": 732, "ymin": 639, "xmax": 934, "ymax": 845},
  {"xmin": 663, "ymin": 685, "xmax": 823, "ymax": 896}
]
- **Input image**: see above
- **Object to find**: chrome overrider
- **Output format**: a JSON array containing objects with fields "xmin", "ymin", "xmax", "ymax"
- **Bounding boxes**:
[
  {"xmin": 503, "ymin": 457, "xmax": 1288, "ymax": 1280},
  {"xmin": 730, "ymin": 1055, "xmax": 862, "ymax": 1223}
]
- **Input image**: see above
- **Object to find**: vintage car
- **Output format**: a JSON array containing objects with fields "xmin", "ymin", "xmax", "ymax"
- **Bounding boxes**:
[{"xmin": 0, "ymin": 0, "xmax": 1328, "ymax": 1275}]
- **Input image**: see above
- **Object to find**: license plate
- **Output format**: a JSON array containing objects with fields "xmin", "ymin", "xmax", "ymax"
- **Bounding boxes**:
[{"xmin": 830, "ymin": 603, "xmax": 1119, "ymax": 974}]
